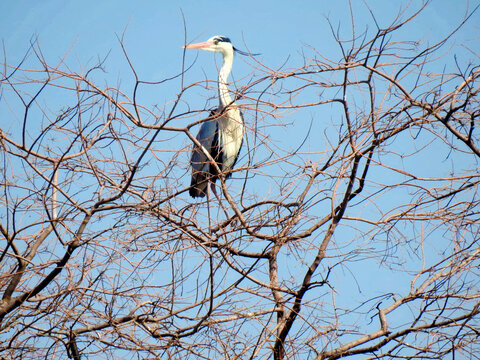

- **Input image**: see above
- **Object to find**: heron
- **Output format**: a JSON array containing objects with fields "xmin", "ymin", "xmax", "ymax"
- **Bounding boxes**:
[{"xmin": 184, "ymin": 35, "xmax": 254, "ymax": 198}]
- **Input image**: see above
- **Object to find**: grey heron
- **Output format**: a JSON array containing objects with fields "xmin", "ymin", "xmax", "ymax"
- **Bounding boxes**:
[{"xmin": 184, "ymin": 35, "xmax": 253, "ymax": 198}]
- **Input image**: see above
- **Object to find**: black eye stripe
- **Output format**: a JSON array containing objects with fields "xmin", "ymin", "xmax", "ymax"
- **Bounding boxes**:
[{"xmin": 213, "ymin": 36, "xmax": 231, "ymax": 44}]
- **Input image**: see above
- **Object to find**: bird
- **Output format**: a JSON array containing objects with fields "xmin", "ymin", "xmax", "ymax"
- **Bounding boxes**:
[{"xmin": 184, "ymin": 35, "xmax": 254, "ymax": 198}]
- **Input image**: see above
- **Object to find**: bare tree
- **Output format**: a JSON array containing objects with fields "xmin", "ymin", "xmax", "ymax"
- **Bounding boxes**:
[{"xmin": 1, "ymin": 2, "xmax": 479, "ymax": 359}]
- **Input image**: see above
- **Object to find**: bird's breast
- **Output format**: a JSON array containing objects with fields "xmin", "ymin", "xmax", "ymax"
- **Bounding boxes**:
[{"xmin": 218, "ymin": 109, "xmax": 244, "ymax": 170}]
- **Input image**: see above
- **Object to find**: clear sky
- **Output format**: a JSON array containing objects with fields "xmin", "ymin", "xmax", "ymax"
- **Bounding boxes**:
[
  {"xmin": 2, "ymin": 0, "xmax": 479, "ymax": 273},
  {"xmin": 2, "ymin": 1, "xmax": 478, "ymax": 142},
  {"xmin": 2, "ymin": 0, "xmax": 479, "ymax": 293},
  {"xmin": 2, "ymin": 0, "xmax": 478, "ymax": 81},
  {"xmin": 1, "ymin": 1, "xmax": 479, "ymax": 357}
]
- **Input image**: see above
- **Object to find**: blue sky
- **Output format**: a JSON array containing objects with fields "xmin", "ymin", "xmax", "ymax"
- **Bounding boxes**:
[
  {"xmin": 2, "ymin": 1, "xmax": 478, "ymax": 138},
  {"xmin": 2, "ymin": 0, "xmax": 479, "ymax": 279},
  {"xmin": 1, "ymin": 1, "xmax": 479, "ymax": 357},
  {"xmin": 3, "ymin": 0, "xmax": 477, "ymax": 78},
  {"xmin": 2, "ymin": 1, "xmax": 479, "ymax": 249}
]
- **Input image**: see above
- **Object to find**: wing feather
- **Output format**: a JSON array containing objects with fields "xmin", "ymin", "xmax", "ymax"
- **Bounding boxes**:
[
  {"xmin": 189, "ymin": 109, "xmax": 244, "ymax": 198},
  {"xmin": 189, "ymin": 116, "xmax": 218, "ymax": 198}
]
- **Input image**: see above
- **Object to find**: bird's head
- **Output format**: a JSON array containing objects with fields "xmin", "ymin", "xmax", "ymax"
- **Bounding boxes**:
[{"xmin": 184, "ymin": 35, "xmax": 257, "ymax": 57}]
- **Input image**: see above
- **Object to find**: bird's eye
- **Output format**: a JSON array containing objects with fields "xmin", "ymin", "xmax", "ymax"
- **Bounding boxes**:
[{"xmin": 213, "ymin": 39, "xmax": 219, "ymax": 45}]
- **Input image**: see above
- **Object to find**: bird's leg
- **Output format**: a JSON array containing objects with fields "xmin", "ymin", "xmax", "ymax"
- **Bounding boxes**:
[
  {"xmin": 210, "ymin": 182, "xmax": 219, "ymax": 199},
  {"xmin": 206, "ymin": 184, "xmax": 212, "ymax": 238},
  {"xmin": 210, "ymin": 182, "xmax": 230, "ymax": 219}
]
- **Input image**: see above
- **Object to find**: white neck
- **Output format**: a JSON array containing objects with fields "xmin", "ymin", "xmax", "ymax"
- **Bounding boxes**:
[{"xmin": 218, "ymin": 51, "xmax": 233, "ymax": 107}]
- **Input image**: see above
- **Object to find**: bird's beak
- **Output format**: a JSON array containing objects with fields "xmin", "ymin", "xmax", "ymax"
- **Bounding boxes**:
[{"xmin": 183, "ymin": 41, "xmax": 213, "ymax": 49}]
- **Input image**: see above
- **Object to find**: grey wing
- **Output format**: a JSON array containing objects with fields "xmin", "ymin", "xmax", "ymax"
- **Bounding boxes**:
[{"xmin": 189, "ymin": 119, "xmax": 218, "ymax": 198}]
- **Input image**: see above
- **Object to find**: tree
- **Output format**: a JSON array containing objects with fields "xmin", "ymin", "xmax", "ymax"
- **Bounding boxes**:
[{"xmin": 1, "ymin": 2, "xmax": 479, "ymax": 359}]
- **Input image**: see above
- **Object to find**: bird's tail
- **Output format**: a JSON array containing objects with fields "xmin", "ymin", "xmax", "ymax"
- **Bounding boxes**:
[{"xmin": 189, "ymin": 173, "xmax": 208, "ymax": 198}]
